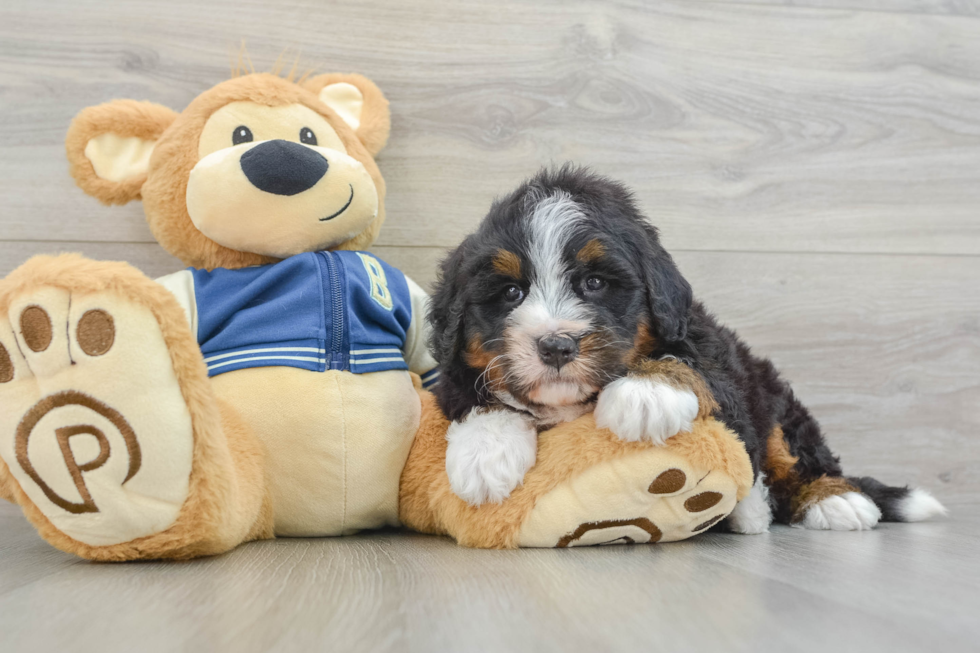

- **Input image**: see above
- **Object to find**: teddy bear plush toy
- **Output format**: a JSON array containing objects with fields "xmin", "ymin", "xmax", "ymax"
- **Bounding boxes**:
[{"xmin": 0, "ymin": 69, "xmax": 753, "ymax": 559}]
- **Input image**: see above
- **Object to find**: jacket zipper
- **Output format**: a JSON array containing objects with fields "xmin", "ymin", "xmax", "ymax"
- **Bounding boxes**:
[{"xmin": 317, "ymin": 251, "xmax": 347, "ymax": 370}]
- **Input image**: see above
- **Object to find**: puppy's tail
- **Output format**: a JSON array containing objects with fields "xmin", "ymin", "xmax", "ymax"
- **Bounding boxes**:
[{"xmin": 845, "ymin": 476, "xmax": 948, "ymax": 522}]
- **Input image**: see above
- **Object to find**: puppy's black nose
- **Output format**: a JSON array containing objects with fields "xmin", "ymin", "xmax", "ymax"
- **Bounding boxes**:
[
  {"xmin": 537, "ymin": 335, "xmax": 578, "ymax": 370},
  {"xmin": 240, "ymin": 139, "xmax": 328, "ymax": 196}
]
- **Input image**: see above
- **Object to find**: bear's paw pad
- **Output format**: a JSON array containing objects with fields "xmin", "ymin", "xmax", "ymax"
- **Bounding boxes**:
[
  {"xmin": 0, "ymin": 287, "xmax": 194, "ymax": 547},
  {"xmin": 518, "ymin": 452, "xmax": 738, "ymax": 547}
]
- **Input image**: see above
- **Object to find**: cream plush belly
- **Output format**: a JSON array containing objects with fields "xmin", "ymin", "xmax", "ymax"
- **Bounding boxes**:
[{"xmin": 210, "ymin": 367, "xmax": 420, "ymax": 536}]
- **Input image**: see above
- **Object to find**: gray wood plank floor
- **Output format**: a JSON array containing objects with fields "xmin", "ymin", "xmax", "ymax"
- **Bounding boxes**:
[
  {"xmin": 1, "ymin": 499, "xmax": 977, "ymax": 653},
  {"xmin": 0, "ymin": 0, "xmax": 977, "ymax": 650}
]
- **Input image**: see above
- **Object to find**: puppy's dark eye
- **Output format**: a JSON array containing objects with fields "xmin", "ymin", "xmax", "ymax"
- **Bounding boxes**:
[
  {"xmin": 585, "ymin": 276, "xmax": 607, "ymax": 292},
  {"xmin": 503, "ymin": 284, "xmax": 525, "ymax": 303},
  {"xmin": 300, "ymin": 127, "xmax": 318, "ymax": 145},
  {"xmin": 232, "ymin": 125, "xmax": 253, "ymax": 145}
]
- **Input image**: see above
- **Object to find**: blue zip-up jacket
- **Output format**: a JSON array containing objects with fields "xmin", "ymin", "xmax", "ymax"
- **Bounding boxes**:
[{"xmin": 157, "ymin": 250, "xmax": 439, "ymax": 389}]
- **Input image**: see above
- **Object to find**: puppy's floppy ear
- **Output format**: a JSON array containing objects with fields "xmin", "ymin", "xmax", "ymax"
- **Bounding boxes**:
[
  {"xmin": 66, "ymin": 100, "xmax": 178, "ymax": 205},
  {"xmin": 428, "ymin": 240, "xmax": 470, "ymax": 369},
  {"xmin": 428, "ymin": 238, "xmax": 486, "ymax": 421},
  {"xmin": 637, "ymin": 224, "xmax": 692, "ymax": 343},
  {"xmin": 303, "ymin": 73, "xmax": 390, "ymax": 157}
]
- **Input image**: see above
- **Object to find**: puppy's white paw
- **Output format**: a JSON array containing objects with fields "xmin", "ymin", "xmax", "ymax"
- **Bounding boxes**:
[
  {"xmin": 446, "ymin": 408, "xmax": 537, "ymax": 506},
  {"xmin": 595, "ymin": 376, "xmax": 699, "ymax": 445},
  {"xmin": 801, "ymin": 492, "xmax": 881, "ymax": 531},
  {"xmin": 727, "ymin": 474, "xmax": 772, "ymax": 534}
]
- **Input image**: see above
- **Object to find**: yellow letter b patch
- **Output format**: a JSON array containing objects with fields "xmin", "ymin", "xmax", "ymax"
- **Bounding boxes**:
[{"xmin": 357, "ymin": 253, "xmax": 394, "ymax": 311}]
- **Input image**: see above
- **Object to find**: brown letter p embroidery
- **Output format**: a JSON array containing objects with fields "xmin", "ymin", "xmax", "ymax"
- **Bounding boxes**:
[{"xmin": 15, "ymin": 390, "xmax": 141, "ymax": 514}]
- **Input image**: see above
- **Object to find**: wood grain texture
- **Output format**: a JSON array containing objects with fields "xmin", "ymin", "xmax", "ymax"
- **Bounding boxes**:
[
  {"xmin": 681, "ymin": 251, "xmax": 980, "ymax": 501},
  {"xmin": 709, "ymin": 0, "xmax": 980, "ymax": 17},
  {"xmin": 1, "ymin": 0, "xmax": 980, "ymax": 253},
  {"xmin": 0, "ymin": 0, "xmax": 978, "ymax": 649},
  {"xmin": 0, "ymin": 500, "xmax": 976, "ymax": 653},
  {"xmin": 0, "ymin": 242, "xmax": 428, "ymax": 281}
]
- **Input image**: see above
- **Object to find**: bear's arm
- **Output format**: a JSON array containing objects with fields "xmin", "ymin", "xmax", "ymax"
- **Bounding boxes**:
[{"xmin": 156, "ymin": 270, "xmax": 198, "ymax": 336}]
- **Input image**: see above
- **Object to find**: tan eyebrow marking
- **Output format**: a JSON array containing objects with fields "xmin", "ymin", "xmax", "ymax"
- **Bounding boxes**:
[
  {"xmin": 576, "ymin": 239, "xmax": 606, "ymax": 263},
  {"xmin": 492, "ymin": 249, "xmax": 521, "ymax": 278}
]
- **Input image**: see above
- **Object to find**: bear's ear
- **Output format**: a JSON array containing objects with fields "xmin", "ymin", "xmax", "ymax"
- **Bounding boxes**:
[
  {"xmin": 303, "ymin": 73, "xmax": 390, "ymax": 157},
  {"xmin": 66, "ymin": 100, "xmax": 178, "ymax": 205}
]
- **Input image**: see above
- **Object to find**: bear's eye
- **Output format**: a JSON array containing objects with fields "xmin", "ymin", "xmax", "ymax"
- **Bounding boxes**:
[
  {"xmin": 299, "ymin": 127, "xmax": 318, "ymax": 145},
  {"xmin": 232, "ymin": 125, "xmax": 253, "ymax": 145}
]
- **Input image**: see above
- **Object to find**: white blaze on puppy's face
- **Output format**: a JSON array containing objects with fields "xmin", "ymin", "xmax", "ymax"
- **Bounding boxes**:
[{"xmin": 502, "ymin": 192, "xmax": 596, "ymax": 404}]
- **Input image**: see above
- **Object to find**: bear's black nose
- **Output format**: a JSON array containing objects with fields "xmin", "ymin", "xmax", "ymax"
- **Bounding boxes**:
[
  {"xmin": 240, "ymin": 139, "xmax": 328, "ymax": 196},
  {"xmin": 537, "ymin": 335, "xmax": 578, "ymax": 370}
]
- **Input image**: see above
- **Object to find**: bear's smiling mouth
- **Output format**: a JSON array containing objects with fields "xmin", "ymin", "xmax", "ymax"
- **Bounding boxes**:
[{"xmin": 319, "ymin": 184, "xmax": 355, "ymax": 222}]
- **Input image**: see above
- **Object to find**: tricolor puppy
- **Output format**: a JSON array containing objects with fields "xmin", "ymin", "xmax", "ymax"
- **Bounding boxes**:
[
  {"xmin": 429, "ymin": 166, "xmax": 712, "ymax": 506},
  {"xmin": 429, "ymin": 166, "xmax": 946, "ymax": 534}
]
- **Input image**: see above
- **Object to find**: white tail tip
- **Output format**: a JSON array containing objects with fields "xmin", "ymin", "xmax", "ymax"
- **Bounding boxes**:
[{"xmin": 899, "ymin": 488, "xmax": 948, "ymax": 522}]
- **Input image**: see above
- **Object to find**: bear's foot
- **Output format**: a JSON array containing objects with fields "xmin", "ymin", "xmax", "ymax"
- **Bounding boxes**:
[
  {"xmin": 0, "ymin": 281, "xmax": 196, "ymax": 547},
  {"xmin": 399, "ymin": 393, "xmax": 755, "ymax": 549},
  {"xmin": 518, "ymin": 448, "xmax": 739, "ymax": 547}
]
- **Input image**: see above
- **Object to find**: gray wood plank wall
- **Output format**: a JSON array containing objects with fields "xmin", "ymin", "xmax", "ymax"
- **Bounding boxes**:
[{"xmin": 0, "ymin": 0, "xmax": 977, "ymax": 502}]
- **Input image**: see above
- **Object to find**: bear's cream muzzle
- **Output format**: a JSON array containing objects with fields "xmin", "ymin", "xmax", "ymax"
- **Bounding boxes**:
[{"xmin": 186, "ymin": 139, "xmax": 379, "ymax": 259}]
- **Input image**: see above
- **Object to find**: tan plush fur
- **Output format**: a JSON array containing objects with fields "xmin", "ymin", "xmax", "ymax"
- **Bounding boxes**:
[
  {"xmin": 302, "ymin": 73, "xmax": 391, "ymax": 156},
  {"xmin": 399, "ymin": 393, "xmax": 753, "ymax": 549},
  {"xmin": 66, "ymin": 100, "xmax": 178, "ymax": 206},
  {"xmin": 66, "ymin": 74, "xmax": 388, "ymax": 271},
  {"xmin": 2, "ymin": 70, "xmax": 393, "ymax": 559},
  {"xmin": 0, "ymin": 462, "xmax": 14, "ymax": 503},
  {"xmin": 0, "ymin": 255, "xmax": 269, "ymax": 560},
  {"xmin": 2, "ymin": 68, "xmax": 756, "ymax": 559},
  {"xmin": 147, "ymin": 74, "xmax": 388, "ymax": 270}
]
